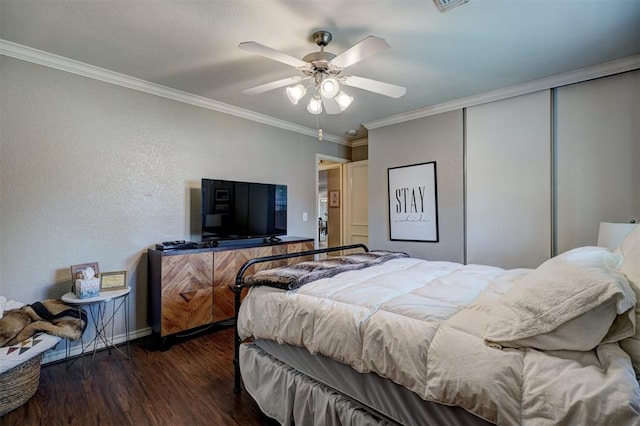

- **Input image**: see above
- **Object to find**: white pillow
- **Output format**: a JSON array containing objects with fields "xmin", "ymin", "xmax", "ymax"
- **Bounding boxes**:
[
  {"xmin": 618, "ymin": 224, "xmax": 639, "ymax": 284},
  {"xmin": 617, "ymin": 225, "xmax": 640, "ymax": 374},
  {"xmin": 485, "ymin": 247, "xmax": 636, "ymax": 351}
]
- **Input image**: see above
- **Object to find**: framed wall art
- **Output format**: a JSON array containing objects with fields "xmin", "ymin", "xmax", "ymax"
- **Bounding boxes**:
[
  {"xmin": 387, "ymin": 161, "xmax": 439, "ymax": 242},
  {"xmin": 329, "ymin": 190, "xmax": 340, "ymax": 208}
]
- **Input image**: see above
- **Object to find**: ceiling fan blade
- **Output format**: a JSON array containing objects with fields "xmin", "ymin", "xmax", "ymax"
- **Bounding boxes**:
[
  {"xmin": 243, "ymin": 76, "xmax": 302, "ymax": 95},
  {"xmin": 330, "ymin": 36, "xmax": 390, "ymax": 69},
  {"xmin": 321, "ymin": 95, "xmax": 342, "ymax": 115},
  {"xmin": 238, "ymin": 41, "xmax": 308, "ymax": 69},
  {"xmin": 342, "ymin": 75, "xmax": 406, "ymax": 98}
]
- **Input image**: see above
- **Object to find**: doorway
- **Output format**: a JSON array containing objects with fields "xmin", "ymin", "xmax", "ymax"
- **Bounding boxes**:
[
  {"xmin": 316, "ymin": 155, "xmax": 348, "ymax": 250},
  {"xmin": 318, "ymin": 169, "xmax": 329, "ymax": 247}
]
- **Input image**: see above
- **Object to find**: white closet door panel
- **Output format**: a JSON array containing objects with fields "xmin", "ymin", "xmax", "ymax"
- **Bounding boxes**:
[
  {"xmin": 467, "ymin": 90, "xmax": 551, "ymax": 269},
  {"xmin": 556, "ymin": 71, "xmax": 640, "ymax": 253}
]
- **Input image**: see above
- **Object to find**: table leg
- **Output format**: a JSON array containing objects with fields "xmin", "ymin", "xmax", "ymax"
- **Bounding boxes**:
[{"xmin": 64, "ymin": 293, "xmax": 131, "ymax": 377}]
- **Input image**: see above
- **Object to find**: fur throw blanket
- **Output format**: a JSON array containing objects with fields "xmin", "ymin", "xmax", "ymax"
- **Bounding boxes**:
[
  {"xmin": 0, "ymin": 299, "xmax": 87, "ymax": 347},
  {"xmin": 244, "ymin": 250, "xmax": 409, "ymax": 290}
]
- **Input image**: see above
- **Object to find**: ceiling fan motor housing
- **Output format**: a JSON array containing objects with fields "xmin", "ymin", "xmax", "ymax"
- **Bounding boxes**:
[
  {"xmin": 302, "ymin": 51, "xmax": 337, "ymax": 73},
  {"xmin": 303, "ymin": 31, "xmax": 340, "ymax": 73}
]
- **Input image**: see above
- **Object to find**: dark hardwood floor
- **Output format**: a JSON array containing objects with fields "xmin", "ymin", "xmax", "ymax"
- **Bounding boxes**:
[{"xmin": 2, "ymin": 328, "xmax": 277, "ymax": 425}]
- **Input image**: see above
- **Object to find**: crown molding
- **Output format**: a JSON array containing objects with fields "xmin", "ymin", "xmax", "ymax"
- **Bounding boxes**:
[
  {"xmin": 0, "ymin": 39, "xmax": 349, "ymax": 146},
  {"xmin": 350, "ymin": 138, "xmax": 369, "ymax": 147},
  {"xmin": 365, "ymin": 54, "xmax": 640, "ymax": 130},
  {"xmin": 5, "ymin": 38, "xmax": 636, "ymax": 145}
]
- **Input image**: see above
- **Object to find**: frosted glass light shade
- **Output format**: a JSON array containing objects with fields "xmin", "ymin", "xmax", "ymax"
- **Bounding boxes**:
[
  {"xmin": 286, "ymin": 84, "xmax": 307, "ymax": 104},
  {"xmin": 597, "ymin": 222, "xmax": 638, "ymax": 249},
  {"xmin": 320, "ymin": 78, "xmax": 339, "ymax": 98},
  {"xmin": 307, "ymin": 96, "xmax": 323, "ymax": 114},
  {"xmin": 335, "ymin": 91, "xmax": 353, "ymax": 111}
]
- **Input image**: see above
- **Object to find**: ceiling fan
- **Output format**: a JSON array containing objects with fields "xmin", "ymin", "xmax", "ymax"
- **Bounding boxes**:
[{"xmin": 238, "ymin": 31, "xmax": 406, "ymax": 115}]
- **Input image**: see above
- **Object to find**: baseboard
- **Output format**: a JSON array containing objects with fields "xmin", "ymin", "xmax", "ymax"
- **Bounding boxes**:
[{"xmin": 42, "ymin": 327, "xmax": 153, "ymax": 365}]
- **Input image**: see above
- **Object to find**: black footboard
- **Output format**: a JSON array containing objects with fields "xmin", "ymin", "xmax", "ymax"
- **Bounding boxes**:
[{"xmin": 232, "ymin": 243, "xmax": 369, "ymax": 393}]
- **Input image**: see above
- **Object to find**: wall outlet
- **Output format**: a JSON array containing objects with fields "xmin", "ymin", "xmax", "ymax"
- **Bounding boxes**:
[{"xmin": 302, "ymin": 212, "xmax": 308, "ymax": 221}]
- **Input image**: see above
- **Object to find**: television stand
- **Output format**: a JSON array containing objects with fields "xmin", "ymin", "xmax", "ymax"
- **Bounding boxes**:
[
  {"xmin": 266, "ymin": 236, "xmax": 282, "ymax": 243},
  {"xmin": 148, "ymin": 236, "xmax": 314, "ymax": 349}
]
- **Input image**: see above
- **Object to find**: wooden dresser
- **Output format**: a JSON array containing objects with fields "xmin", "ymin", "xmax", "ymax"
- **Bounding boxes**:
[{"xmin": 148, "ymin": 236, "xmax": 313, "ymax": 347}]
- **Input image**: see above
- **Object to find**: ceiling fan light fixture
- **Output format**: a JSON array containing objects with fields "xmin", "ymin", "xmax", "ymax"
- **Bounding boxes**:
[
  {"xmin": 320, "ymin": 77, "xmax": 340, "ymax": 98},
  {"xmin": 335, "ymin": 91, "xmax": 353, "ymax": 111},
  {"xmin": 286, "ymin": 84, "xmax": 307, "ymax": 105},
  {"xmin": 240, "ymin": 31, "xmax": 406, "ymax": 117},
  {"xmin": 307, "ymin": 96, "xmax": 323, "ymax": 114}
]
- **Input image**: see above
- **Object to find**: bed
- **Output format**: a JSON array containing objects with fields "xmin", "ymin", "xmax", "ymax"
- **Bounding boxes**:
[{"xmin": 233, "ymin": 229, "xmax": 640, "ymax": 425}]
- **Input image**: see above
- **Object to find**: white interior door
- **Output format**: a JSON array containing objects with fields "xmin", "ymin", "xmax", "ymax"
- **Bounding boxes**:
[{"xmin": 343, "ymin": 160, "xmax": 369, "ymax": 248}]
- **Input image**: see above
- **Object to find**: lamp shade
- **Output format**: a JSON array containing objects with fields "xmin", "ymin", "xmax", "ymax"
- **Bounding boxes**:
[
  {"xmin": 335, "ymin": 91, "xmax": 353, "ymax": 111},
  {"xmin": 307, "ymin": 96, "xmax": 323, "ymax": 114},
  {"xmin": 597, "ymin": 222, "xmax": 638, "ymax": 249},
  {"xmin": 320, "ymin": 78, "xmax": 339, "ymax": 98},
  {"xmin": 286, "ymin": 84, "xmax": 307, "ymax": 105}
]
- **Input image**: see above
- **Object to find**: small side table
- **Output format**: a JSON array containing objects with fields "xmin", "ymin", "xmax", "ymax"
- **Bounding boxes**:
[{"xmin": 61, "ymin": 287, "xmax": 131, "ymax": 377}]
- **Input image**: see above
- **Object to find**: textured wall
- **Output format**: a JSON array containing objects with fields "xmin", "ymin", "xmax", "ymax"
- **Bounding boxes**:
[
  {"xmin": 368, "ymin": 110, "xmax": 464, "ymax": 262},
  {"xmin": 0, "ymin": 56, "xmax": 348, "ymax": 331},
  {"xmin": 351, "ymin": 144, "xmax": 368, "ymax": 161}
]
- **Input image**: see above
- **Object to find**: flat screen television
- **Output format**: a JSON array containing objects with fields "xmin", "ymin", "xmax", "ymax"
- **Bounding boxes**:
[{"xmin": 201, "ymin": 178, "xmax": 287, "ymax": 241}]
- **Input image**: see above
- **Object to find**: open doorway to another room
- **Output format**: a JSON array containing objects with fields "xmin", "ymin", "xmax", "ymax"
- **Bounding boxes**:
[
  {"xmin": 316, "ymin": 155, "xmax": 348, "ymax": 253},
  {"xmin": 318, "ymin": 169, "xmax": 329, "ymax": 248}
]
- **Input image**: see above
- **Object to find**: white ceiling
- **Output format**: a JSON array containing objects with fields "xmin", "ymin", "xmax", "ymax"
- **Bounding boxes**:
[{"xmin": 1, "ymin": 0, "xmax": 639, "ymax": 143}]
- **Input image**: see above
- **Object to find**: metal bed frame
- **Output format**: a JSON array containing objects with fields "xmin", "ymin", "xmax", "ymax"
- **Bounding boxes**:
[{"xmin": 232, "ymin": 243, "xmax": 369, "ymax": 393}]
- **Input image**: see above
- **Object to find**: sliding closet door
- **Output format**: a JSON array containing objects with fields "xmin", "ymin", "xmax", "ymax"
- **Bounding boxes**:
[
  {"xmin": 466, "ymin": 90, "xmax": 551, "ymax": 269},
  {"xmin": 555, "ymin": 71, "xmax": 640, "ymax": 253}
]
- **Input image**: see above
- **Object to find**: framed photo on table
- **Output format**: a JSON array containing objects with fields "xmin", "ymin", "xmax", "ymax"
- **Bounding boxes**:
[
  {"xmin": 100, "ymin": 271, "xmax": 128, "ymax": 291},
  {"xmin": 387, "ymin": 161, "xmax": 439, "ymax": 242},
  {"xmin": 70, "ymin": 262, "xmax": 100, "ymax": 280}
]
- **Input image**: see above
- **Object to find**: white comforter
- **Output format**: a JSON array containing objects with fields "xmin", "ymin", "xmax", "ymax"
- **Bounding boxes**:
[{"xmin": 238, "ymin": 252, "xmax": 640, "ymax": 425}]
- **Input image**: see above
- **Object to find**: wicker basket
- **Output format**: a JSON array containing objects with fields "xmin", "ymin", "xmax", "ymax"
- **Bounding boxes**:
[{"xmin": 0, "ymin": 353, "xmax": 43, "ymax": 416}]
